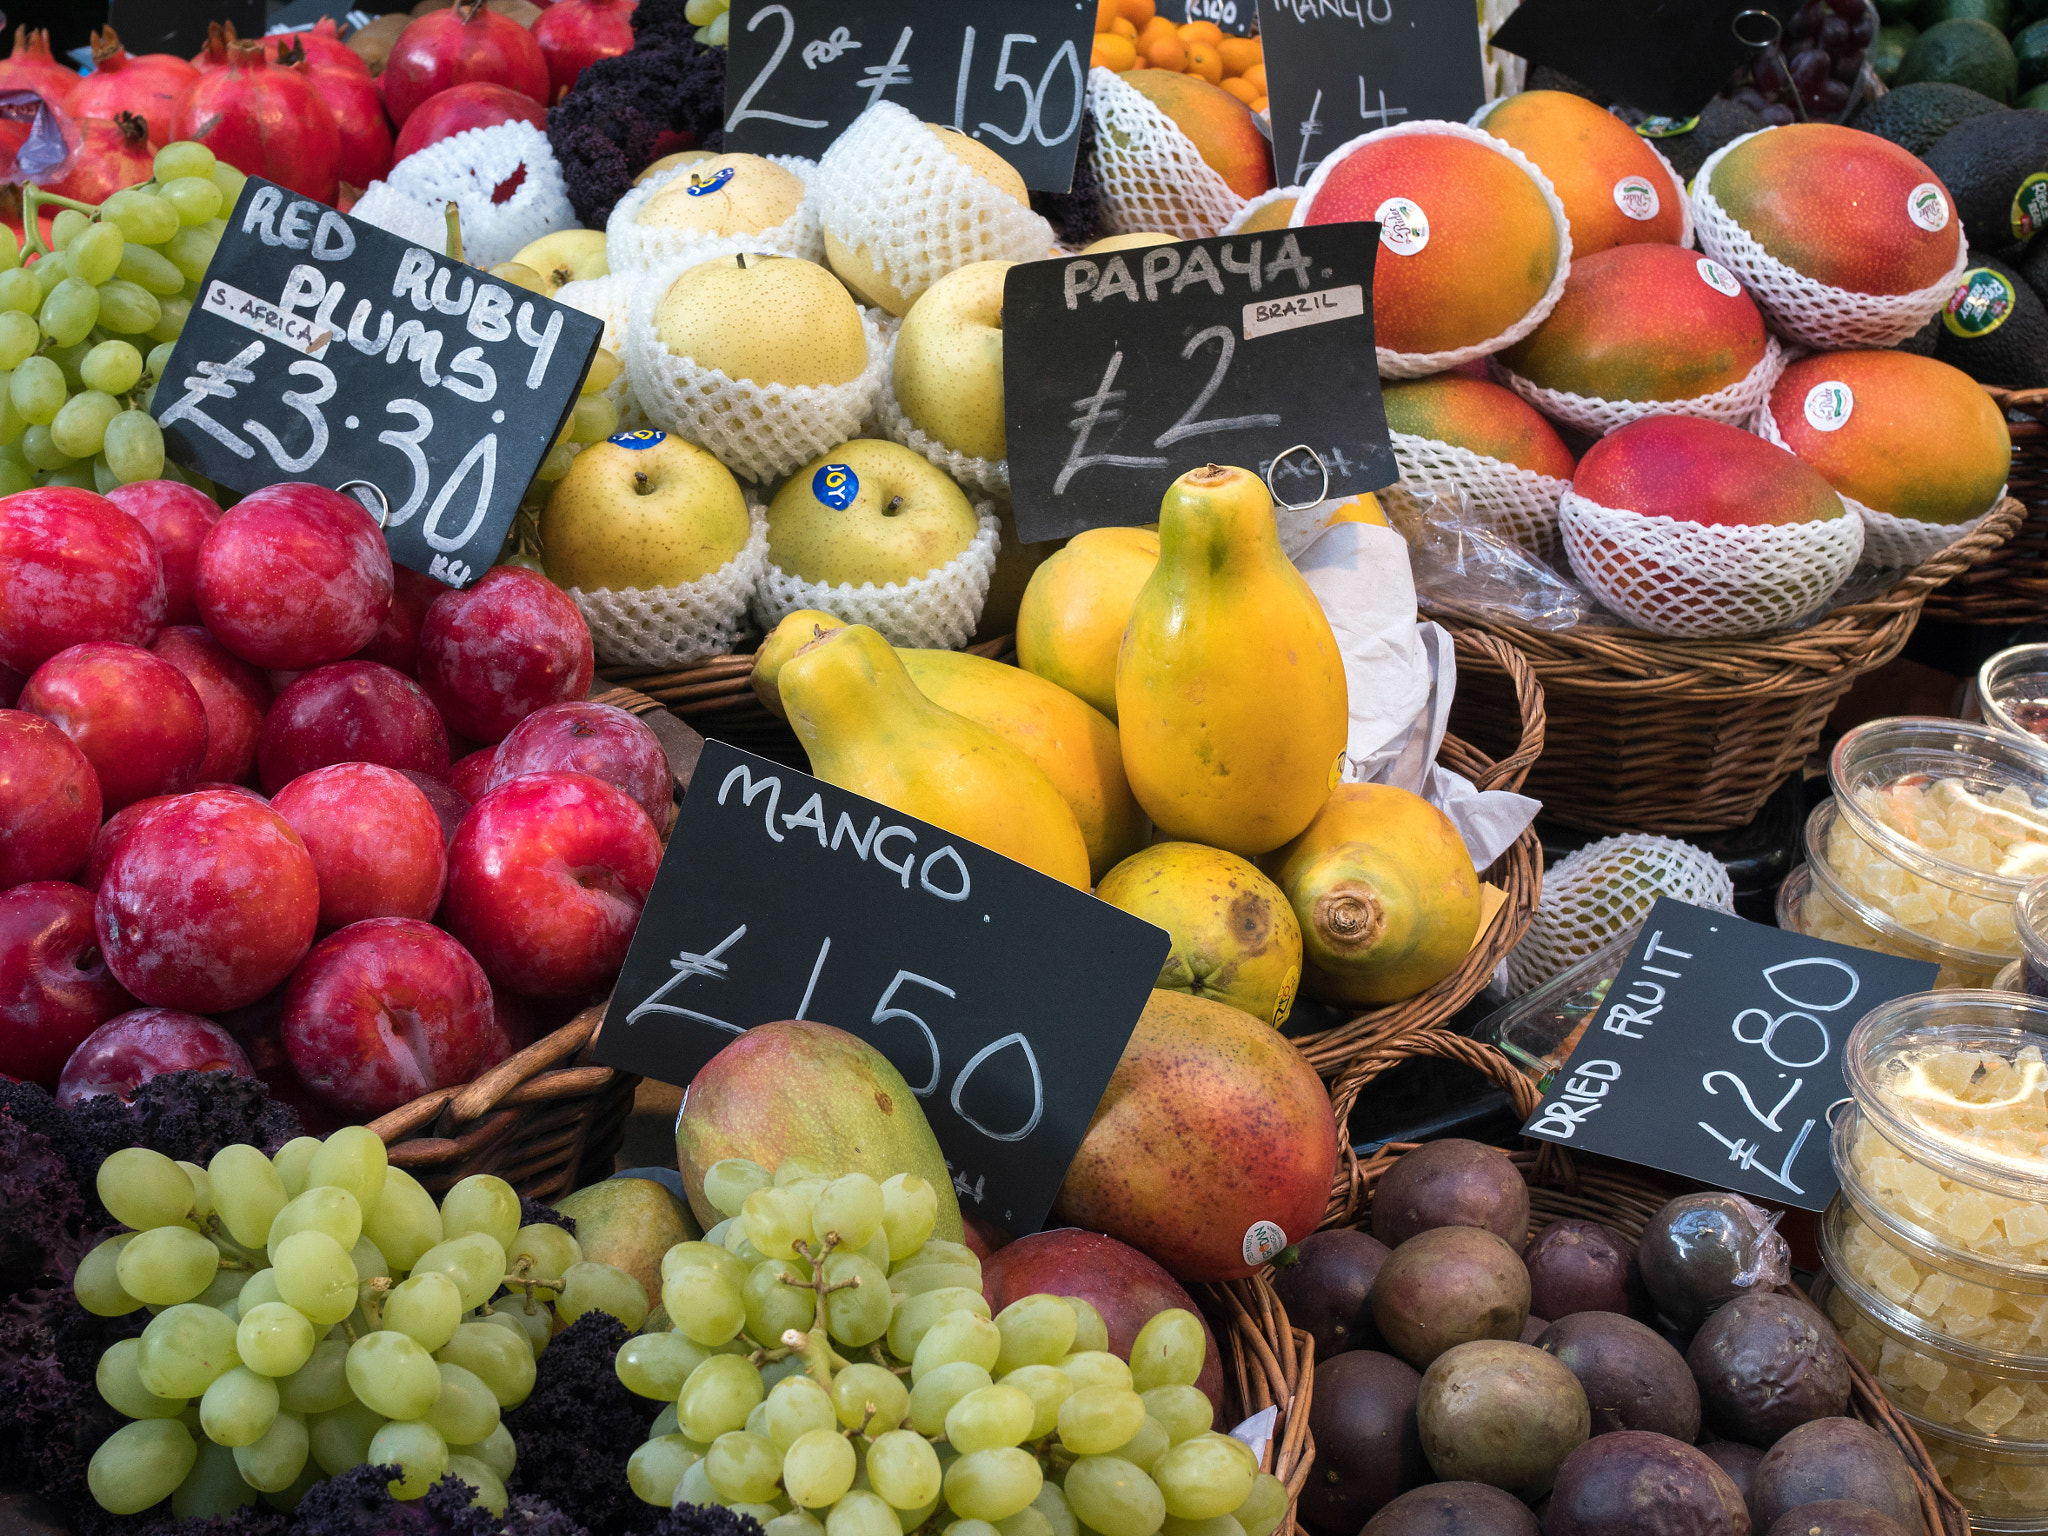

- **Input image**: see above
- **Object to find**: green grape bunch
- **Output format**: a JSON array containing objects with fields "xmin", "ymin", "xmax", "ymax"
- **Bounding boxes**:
[
  {"xmin": 76, "ymin": 1126, "xmax": 648, "ymax": 1522},
  {"xmin": 617, "ymin": 1157, "xmax": 1291, "ymax": 1536}
]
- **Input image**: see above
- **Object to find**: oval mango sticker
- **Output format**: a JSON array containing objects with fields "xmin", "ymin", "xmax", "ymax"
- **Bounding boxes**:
[
  {"xmin": 1374, "ymin": 197, "xmax": 1430, "ymax": 256},
  {"xmin": 813, "ymin": 463, "xmax": 860, "ymax": 510},
  {"xmin": 1803, "ymin": 381, "xmax": 1853, "ymax": 433},
  {"xmin": 1907, "ymin": 182, "xmax": 1951, "ymax": 233},
  {"xmin": 1613, "ymin": 175, "xmax": 1660, "ymax": 222}
]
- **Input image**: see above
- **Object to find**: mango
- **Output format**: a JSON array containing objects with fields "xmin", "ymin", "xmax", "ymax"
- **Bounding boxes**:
[
  {"xmin": 1116, "ymin": 464, "xmax": 1346, "ymax": 857},
  {"xmin": 1269, "ymin": 784, "xmax": 1480, "ymax": 1007},
  {"xmin": 897, "ymin": 648, "xmax": 1147, "ymax": 883},
  {"xmin": 1478, "ymin": 89, "xmax": 1687, "ymax": 251},
  {"xmin": 1113, "ymin": 70, "xmax": 1275, "ymax": 201},
  {"xmin": 552, "ymin": 1177, "xmax": 700, "ymax": 1310},
  {"xmin": 752, "ymin": 608, "xmax": 847, "ymax": 719},
  {"xmin": 780, "ymin": 624, "xmax": 1092, "ymax": 887},
  {"xmin": 1574, "ymin": 415, "xmax": 1848, "ymax": 529},
  {"xmin": 1015, "ymin": 525, "xmax": 1160, "ymax": 721},
  {"xmin": 1096, "ymin": 842, "xmax": 1302, "ymax": 1025},
  {"xmin": 1052, "ymin": 989, "xmax": 1338, "ymax": 1282},
  {"xmin": 675, "ymin": 1019, "xmax": 963, "ymax": 1241},
  {"xmin": 1380, "ymin": 374, "xmax": 1577, "ymax": 481}
]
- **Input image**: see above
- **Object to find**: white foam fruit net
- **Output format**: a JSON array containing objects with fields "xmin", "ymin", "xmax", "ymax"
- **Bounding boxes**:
[
  {"xmin": 381, "ymin": 121, "xmax": 575, "ymax": 270},
  {"xmin": 1293, "ymin": 120, "xmax": 1574, "ymax": 380},
  {"xmin": 814, "ymin": 103, "xmax": 1054, "ymax": 311},
  {"xmin": 752, "ymin": 505, "xmax": 1001, "ymax": 651},
  {"xmin": 1464, "ymin": 103, "xmax": 1696, "ymax": 250},
  {"xmin": 347, "ymin": 181, "xmax": 449, "ymax": 252},
  {"xmin": 1089, "ymin": 66, "xmax": 1248, "ymax": 239},
  {"xmin": 1494, "ymin": 333, "xmax": 1787, "ymax": 437},
  {"xmin": 1754, "ymin": 399, "xmax": 1997, "ymax": 568},
  {"xmin": 1382, "ymin": 431, "xmax": 1570, "ymax": 562},
  {"xmin": 1504, "ymin": 833, "xmax": 1736, "ymax": 993},
  {"xmin": 552, "ymin": 272, "xmax": 643, "ymax": 432},
  {"xmin": 1692, "ymin": 131, "xmax": 1970, "ymax": 350},
  {"xmin": 1220, "ymin": 185, "xmax": 1303, "ymax": 236},
  {"xmin": 1560, "ymin": 489, "xmax": 1866, "ymax": 638},
  {"xmin": 605, "ymin": 154, "xmax": 823, "ymax": 275},
  {"xmin": 624, "ymin": 263, "xmax": 890, "ymax": 485},
  {"xmin": 875, "ymin": 334, "xmax": 1008, "ymax": 499},
  {"xmin": 571, "ymin": 502, "xmax": 770, "ymax": 670}
]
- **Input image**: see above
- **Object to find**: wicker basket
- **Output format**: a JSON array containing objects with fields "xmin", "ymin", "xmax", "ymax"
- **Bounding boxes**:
[
  {"xmin": 1202, "ymin": 1274, "xmax": 1316, "ymax": 1536},
  {"xmin": 1432, "ymin": 497, "xmax": 2027, "ymax": 836},
  {"xmin": 1924, "ymin": 387, "xmax": 2048, "ymax": 626}
]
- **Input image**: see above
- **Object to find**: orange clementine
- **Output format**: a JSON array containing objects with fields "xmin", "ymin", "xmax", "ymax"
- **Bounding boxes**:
[
  {"xmin": 1251, "ymin": 96, "xmax": 1267, "ymax": 113},
  {"xmin": 1115, "ymin": 0, "xmax": 1155, "ymax": 23},
  {"xmin": 1095, "ymin": 0, "xmax": 1120, "ymax": 29},
  {"xmin": 1177, "ymin": 19, "xmax": 1224, "ymax": 43},
  {"xmin": 1145, "ymin": 32, "xmax": 1187, "ymax": 69},
  {"xmin": 1220, "ymin": 76, "xmax": 1259, "ymax": 104},
  {"xmin": 1241, "ymin": 62, "xmax": 1266, "ymax": 93},
  {"xmin": 1093, "ymin": 32, "xmax": 1138, "ymax": 70},
  {"xmin": 1109, "ymin": 16, "xmax": 1136, "ymax": 36},
  {"xmin": 1184, "ymin": 41, "xmax": 1223, "ymax": 83},
  {"xmin": 1091, "ymin": 41, "xmax": 1110, "ymax": 67},
  {"xmin": 1217, "ymin": 36, "xmax": 1262, "ymax": 75}
]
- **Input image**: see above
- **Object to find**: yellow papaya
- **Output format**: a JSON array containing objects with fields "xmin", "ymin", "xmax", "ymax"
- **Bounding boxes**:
[
  {"xmin": 1116, "ymin": 464, "xmax": 1347, "ymax": 857},
  {"xmin": 751, "ymin": 608, "xmax": 848, "ymax": 719},
  {"xmin": 1015, "ymin": 526, "xmax": 1160, "ymax": 720},
  {"xmin": 1095, "ymin": 842, "xmax": 1302, "ymax": 1026}
]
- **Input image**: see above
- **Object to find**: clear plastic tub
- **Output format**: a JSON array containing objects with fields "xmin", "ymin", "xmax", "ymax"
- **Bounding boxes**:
[
  {"xmin": 1981, "ymin": 644, "xmax": 2048, "ymax": 747},
  {"xmin": 1471, "ymin": 928, "xmax": 1634, "ymax": 1085},
  {"xmin": 1783, "ymin": 834, "xmax": 2007, "ymax": 989},
  {"xmin": 2021, "ymin": 877, "xmax": 2048, "ymax": 1002},
  {"xmin": 1898, "ymin": 1407, "xmax": 2048, "ymax": 1526}
]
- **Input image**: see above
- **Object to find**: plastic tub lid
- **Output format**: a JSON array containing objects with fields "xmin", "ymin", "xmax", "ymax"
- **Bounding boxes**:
[
  {"xmin": 1981, "ymin": 644, "xmax": 2048, "ymax": 747},
  {"xmin": 2020, "ymin": 876, "xmax": 2048, "ymax": 980},
  {"xmin": 1803, "ymin": 803, "xmax": 2012, "ymax": 968},
  {"xmin": 1845, "ymin": 990, "xmax": 2048, "ymax": 1203},
  {"xmin": 1470, "ymin": 926, "xmax": 1634, "ymax": 1085},
  {"xmin": 1829, "ymin": 716, "xmax": 2048, "ymax": 905}
]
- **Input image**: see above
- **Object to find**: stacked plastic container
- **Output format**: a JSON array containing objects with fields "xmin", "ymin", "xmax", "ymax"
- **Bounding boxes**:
[{"xmin": 1820, "ymin": 990, "xmax": 2048, "ymax": 1530}]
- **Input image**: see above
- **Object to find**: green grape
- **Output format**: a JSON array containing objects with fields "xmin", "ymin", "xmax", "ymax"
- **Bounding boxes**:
[
  {"xmin": 745, "ymin": 1399, "xmax": 772, "ymax": 1439},
  {"xmin": 826, "ymin": 1489, "xmax": 902, "ymax": 1536},
  {"xmin": 1119, "ymin": 1416, "xmax": 1170, "ymax": 1475},
  {"xmin": 382, "ymin": 1270, "xmax": 462, "ymax": 1352},
  {"xmin": 867, "ymin": 1427, "xmax": 942, "ymax": 1509},
  {"xmin": 51, "ymin": 208, "xmax": 90, "ymax": 250},
  {"xmin": 679, "ymin": 1353, "xmax": 765, "ymax": 1443},
  {"xmin": 910, "ymin": 1361, "xmax": 992, "ymax": 1437},
  {"xmin": 880, "ymin": 1175, "xmax": 937, "ymax": 1261},
  {"xmin": 412, "ymin": 1231, "xmax": 506, "ymax": 1311},
  {"xmin": 362, "ymin": 1164, "xmax": 443, "ymax": 1272},
  {"xmin": 533, "ymin": 442, "xmax": 576, "ymax": 482},
  {"xmin": 22, "ymin": 424, "xmax": 76, "ymax": 472},
  {"xmin": 1152, "ymin": 1435, "xmax": 1254, "ymax": 1521},
  {"xmin": 614, "ymin": 1331, "xmax": 702, "ymax": 1402},
  {"xmin": 92, "ymin": 453, "xmax": 121, "ymax": 494},
  {"xmin": 568, "ymin": 393, "xmax": 618, "ymax": 444},
  {"xmin": 782, "ymin": 1177, "xmax": 830, "ymax": 1211},
  {"xmin": 98, "ymin": 1145, "xmax": 196, "ymax": 1229},
  {"xmin": 310, "ymin": 1400, "xmax": 386, "ymax": 1476},
  {"xmin": 948, "ymin": 1522, "xmax": 1002, "ymax": 1536},
  {"xmin": 97, "ymin": 277, "xmax": 162, "ymax": 336},
  {"xmin": 162, "ymin": 175, "xmax": 224, "ymax": 226},
  {"xmin": 665, "ymin": 1262, "xmax": 747, "ymax": 1347},
  {"xmin": 70, "ymin": 221, "xmax": 127, "ymax": 286},
  {"xmin": 1032, "ymin": 1482, "xmax": 1079, "ymax": 1536},
  {"xmin": 127, "ymin": 238, "xmax": 190, "ymax": 294},
  {"xmin": 944, "ymin": 1448, "xmax": 1043, "ymax": 1523},
  {"xmin": 103, "ymin": 188, "xmax": 180, "ymax": 245},
  {"xmin": 212, "ymin": 163, "xmax": 246, "ymax": 204},
  {"xmin": 235, "ymin": 1301, "xmax": 315, "ymax": 1379},
  {"xmin": 683, "ymin": 0, "xmax": 722, "ymax": 24},
  {"xmin": 582, "ymin": 346, "xmax": 622, "ymax": 396},
  {"xmin": 439, "ymin": 1173, "xmax": 517, "ymax": 1250},
  {"xmin": 208, "ymin": 1145, "xmax": 288, "ymax": 1250},
  {"xmin": 306, "ymin": 1124, "xmax": 388, "ymax": 1211},
  {"xmin": 783, "ymin": 1426, "xmax": 857, "ymax": 1507},
  {"xmin": 0, "ymin": 310, "xmax": 39, "ymax": 369},
  {"xmin": 89, "ymin": 1418, "xmax": 197, "ymax": 1514},
  {"xmin": 743, "ymin": 1185, "xmax": 815, "ymax": 1261},
  {"xmin": 892, "ymin": 1241, "xmax": 983, "ymax": 1276},
  {"xmin": 138, "ymin": 1304, "xmax": 241, "ymax": 1399},
  {"xmin": 39, "ymin": 459, "xmax": 96, "ymax": 487},
  {"xmin": 650, "ymin": 1403, "xmax": 682, "ymax": 1439},
  {"xmin": 444, "ymin": 1452, "xmax": 508, "ymax": 1516},
  {"xmin": 276, "ymin": 1338, "xmax": 353, "ymax": 1416},
  {"xmin": 888, "ymin": 1286, "xmax": 991, "ymax": 1362},
  {"xmin": 272, "ymin": 1138, "xmax": 320, "ymax": 1198},
  {"xmin": 745, "ymin": 1255, "xmax": 816, "ymax": 1346},
  {"xmin": 437, "ymin": 1322, "xmax": 536, "ymax": 1411},
  {"xmin": 1231, "ymin": 1472, "xmax": 1287, "ymax": 1536},
  {"xmin": 628, "ymin": 1434, "xmax": 702, "ymax": 1507},
  {"xmin": 479, "ymin": 1299, "xmax": 552, "ymax": 1357},
  {"xmin": 557, "ymin": 1260, "xmax": 649, "ymax": 1330},
  {"xmin": 30, "ymin": 252, "xmax": 69, "ymax": 303},
  {"xmin": 1062, "ymin": 1456, "xmax": 1164, "ymax": 1536},
  {"xmin": 665, "ymin": 1240, "xmax": 750, "ymax": 1290},
  {"xmin": 233, "ymin": 1409, "xmax": 309, "ymax": 1494},
  {"xmin": 912, "ymin": 1311, "xmax": 1001, "ymax": 1382},
  {"xmin": 1000, "ymin": 1508, "xmax": 1058, "ymax": 1536},
  {"xmin": 1130, "ymin": 1311, "xmax": 1204, "ymax": 1393},
  {"xmin": 894, "ymin": 1264, "xmax": 984, "ymax": 1300},
  {"xmin": 764, "ymin": 1373, "xmax": 837, "ymax": 1450},
  {"xmin": 0, "ymin": 266, "xmax": 38, "ymax": 313},
  {"xmin": 809, "ymin": 1174, "xmax": 884, "ymax": 1251},
  {"xmin": 455, "ymin": 1420, "xmax": 517, "ymax": 1482},
  {"xmin": 1001, "ymin": 1366, "xmax": 1072, "ymax": 1443},
  {"xmin": 705, "ymin": 1428, "xmax": 783, "ymax": 1503},
  {"xmin": 349, "ymin": 1232, "xmax": 390, "ymax": 1284},
  {"xmin": 948, "ymin": 1384, "xmax": 1037, "ymax": 1454},
  {"xmin": 346, "ymin": 1331, "xmax": 442, "ymax": 1421},
  {"xmin": 172, "ymin": 1437, "xmax": 258, "ymax": 1521},
  {"xmin": 832, "ymin": 1362, "xmax": 909, "ymax": 1434},
  {"xmin": 772, "ymin": 1156, "xmax": 834, "ymax": 1188},
  {"xmin": 1057, "ymin": 1387, "xmax": 1146, "ymax": 1457},
  {"xmin": 0, "ymin": 460, "xmax": 30, "ymax": 496},
  {"xmin": 0, "ymin": 236, "xmax": 19, "ymax": 271},
  {"xmin": 424, "ymin": 1361, "xmax": 499, "ymax": 1446},
  {"xmin": 0, "ymin": 389, "xmax": 25, "ymax": 449},
  {"xmin": 507, "ymin": 1222, "xmax": 580, "ymax": 1295},
  {"xmin": 156, "ymin": 140, "xmax": 217, "ymax": 181},
  {"xmin": 1139, "ymin": 1386, "xmax": 1211, "ymax": 1445},
  {"xmin": 822, "ymin": 1252, "xmax": 890, "ymax": 1348},
  {"xmin": 99, "ymin": 1336, "xmax": 188, "ymax": 1420},
  {"xmin": 270, "ymin": 1230, "xmax": 357, "ymax": 1327},
  {"xmin": 369, "ymin": 1418, "xmax": 448, "ymax": 1501},
  {"xmin": 76, "ymin": 1232, "xmax": 144, "ymax": 1316},
  {"xmin": 995, "ymin": 1296, "xmax": 1078, "ymax": 1374},
  {"xmin": 149, "ymin": 294, "xmax": 190, "ymax": 343},
  {"xmin": 705, "ymin": 1158, "xmax": 773, "ymax": 1218},
  {"xmin": 768, "ymin": 1512, "xmax": 829, "ymax": 1536},
  {"xmin": 1163, "ymin": 1514, "xmax": 1245, "ymax": 1536},
  {"xmin": 175, "ymin": 1161, "xmax": 215, "ymax": 1220},
  {"xmin": 200, "ymin": 1365, "xmax": 281, "ymax": 1448},
  {"xmin": 1061, "ymin": 1353, "xmax": 1133, "ymax": 1395},
  {"xmin": 50, "ymin": 389, "xmax": 118, "ymax": 459},
  {"xmin": 164, "ymin": 224, "xmax": 220, "ymax": 285},
  {"xmin": 40, "ymin": 276, "xmax": 100, "ymax": 346},
  {"xmin": 115, "ymin": 1224, "xmax": 220, "ymax": 1307},
  {"xmin": 1054, "ymin": 1300, "xmax": 1107, "ymax": 1356}
]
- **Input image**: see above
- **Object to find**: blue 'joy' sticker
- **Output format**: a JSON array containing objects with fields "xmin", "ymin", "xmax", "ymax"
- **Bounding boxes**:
[
  {"xmin": 609, "ymin": 429, "xmax": 667, "ymax": 450},
  {"xmin": 813, "ymin": 463, "xmax": 859, "ymax": 510},
  {"xmin": 685, "ymin": 166, "xmax": 736, "ymax": 197}
]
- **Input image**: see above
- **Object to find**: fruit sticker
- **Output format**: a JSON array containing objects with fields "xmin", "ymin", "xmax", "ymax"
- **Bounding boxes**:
[
  {"xmin": 1242, "ymin": 1220, "xmax": 1289, "ymax": 1266},
  {"xmin": 813, "ymin": 462, "xmax": 860, "ymax": 510},
  {"xmin": 1907, "ymin": 183, "xmax": 1952, "ymax": 233},
  {"xmin": 1696, "ymin": 258, "xmax": 1743, "ymax": 299},
  {"xmin": 1374, "ymin": 197, "xmax": 1430, "ymax": 256},
  {"xmin": 1945, "ymin": 267, "xmax": 2016, "ymax": 339},
  {"xmin": 607, "ymin": 429, "xmax": 667, "ymax": 449},
  {"xmin": 685, "ymin": 166, "xmax": 736, "ymax": 197},
  {"xmin": 1803, "ymin": 381, "xmax": 1854, "ymax": 433},
  {"xmin": 1634, "ymin": 114, "xmax": 1700, "ymax": 138},
  {"xmin": 2013, "ymin": 173, "xmax": 2048, "ymax": 244},
  {"xmin": 1613, "ymin": 175, "xmax": 1661, "ymax": 222}
]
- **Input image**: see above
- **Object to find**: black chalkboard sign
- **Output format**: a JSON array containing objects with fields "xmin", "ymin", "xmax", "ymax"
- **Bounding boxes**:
[
  {"xmin": 1520, "ymin": 898, "xmax": 1939, "ymax": 1212},
  {"xmin": 1155, "ymin": 0, "xmax": 1255, "ymax": 28},
  {"xmin": 594, "ymin": 739, "xmax": 1170, "ymax": 1234},
  {"xmin": 107, "ymin": 0, "xmax": 266, "ymax": 63},
  {"xmin": 153, "ymin": 179, "xmax": 603, "ymax": 590},
  {"xmin": 1002, "ymin": 224, "xmax": 1395, "ymax": 544},
  {"xmin": 1489, "ymin": 0, "xmax": 1799, "ymax": 118},
  {"xmin": 723, "ymin": 0, "xmax": 1095, "ymax": 193},
  {"xmin": 1257, "ymin": 0, "xmax": 1487, "ymax": 188}
]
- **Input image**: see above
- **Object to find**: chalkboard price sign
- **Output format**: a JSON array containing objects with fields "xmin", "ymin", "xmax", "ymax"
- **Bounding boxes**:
[
  {"xmin": 1257, "ymin": 0, "xmax": 1489, "ymax": 187},
  {"xmin": 594, "ymin": 740, "xmax": 1170, "ymax": 1234},
  {"xmin": 1002, "ymin": 224, "xmax": 1396, "ymax": 544},
  {"xmin": 1154, "ymin": 0, "xmax": 1252, "ymax": 27},
  {"xmin": 724, "ymin": 0, "xmax": 1096, "ymax": 192},
  {"xmin": 153, "ymin": 179, "xmax": 603, "ymax": 590},
  {"xmin": 1520, "ymin": 898, "xmax": 1939, "ymax": 1211}
]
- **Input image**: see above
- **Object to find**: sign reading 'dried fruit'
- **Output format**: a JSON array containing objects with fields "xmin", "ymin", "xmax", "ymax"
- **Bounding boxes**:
[
  {"xmin": 153, "ymin": 178, "xmax": 603, "ymax": 590},
  {"xmin": 1519, "ymin": 898, "xmax": 1939, "ymax": 1212},
  {"xmin": 595, "ymin": 740, "xmax": 1170, "ymax": 1235},
  {"xmin": 723, "ymin": 0, "xmax": 1095, "ymax": 192},
  {"xmin": 1257, "ymin": 0, "xmax": 1489, "ymax": 187},
  {"xmin": 1003, "ymin": 223, "xmax": 1395, "ymax": 544}
]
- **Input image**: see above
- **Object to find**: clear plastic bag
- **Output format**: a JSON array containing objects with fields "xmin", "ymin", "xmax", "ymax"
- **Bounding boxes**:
[
  {"xmin": 1399, "ymin": 488, "xmax": 1590, "ymax": 631},
  {"xmin": 0, "ymin": 91, "xmax": 77, "ymax": 186}
]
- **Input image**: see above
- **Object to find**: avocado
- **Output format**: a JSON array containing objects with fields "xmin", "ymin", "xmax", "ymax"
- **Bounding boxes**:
[
  {"xmin": 1880, "ymin": 0, "xmax": 1920, "ymax": 20},
  {"xmin": 1876, "ymin": 23, "xmax": 1920, "ymax": 79},
  {"xmin": 1897, "ymin": 311, "xmax": 1945, "ymax": 353},
  {"xmin": 1657, "ymin": 95, "xmax": 1770, "ymax": 181},
  {"xmin": 1934, "ymin": 254, "xmax": 2048, "ymax": 386},
  {"xmin": 1915, "ymin": 0, "xmax": 2010, "ymax": 30},
  {"xmin": 1853, "ymin": 79, "xmax": 2011, "ymax": 150},
  {"xmin": 1898, "ymin": 18, "xmax": 2021, "ymax": 101},
  {"xmin": 2021, "ymin": 230, "xmax": 2048, "ymax": 304},
  {"xmin": 2019, "ymin": 18, "xmax": 2048, "ymax": 91},
  {"xmin": 1923, "ymin": 109, "xmax": 2048, "ymax": 251},
  {"xmin": 2026, "ymin": 82, "xmax": 2048, "ymax": 106}
]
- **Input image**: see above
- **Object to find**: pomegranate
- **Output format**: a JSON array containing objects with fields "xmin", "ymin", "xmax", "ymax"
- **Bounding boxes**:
[
  {"xmin": 170, "ymin": 40, "xmax": 342, "ymax": 204},
  {"xmin": 390, "ymin": 79, "xmax": 546, "ymax": 163},
  {"xmin": 266, "ymin": 18, "xmax": 368, "ymax": 76},
  {"xmin": 0, "ymin": 28, "xmax": 77, "ymax": 109},
  {"xmin": 44, "ymin": 114, "xmax": 155, "ymax": 204},
  {"xmin": 189, "ymin": 21, "xmax": 235, "ymax": 72},
  {"xmin": 278, "ymin": 37, "xmax": 392, "ymax": 191},
  {"xmin": 381, "ymin": 0, "xmax": 549, "ymax": 127},
  {"xmin": 532, "ymin": 0, "xmax": 635, "ymax": 101},
  {"xmin": 67, "ymin": 30, "xmax": 196, "ymax": 147}
]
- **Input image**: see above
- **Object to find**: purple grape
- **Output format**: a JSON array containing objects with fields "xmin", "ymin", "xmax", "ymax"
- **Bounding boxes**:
[
  {"xmin": 1812, "ymin": 75, "xmax": 1851, "ymax": 110},
  {"xmin": 1754, "ymin": 52, "xmax": 1792, "ymax": 92},
  {"xmin": 1734, "ymin": 85, "xmax": 1772, "ymax": 109},
  {"xmin": 1832, "ymin": 49, "xmax": 1863, "ymax": 79},
  {"xmin": 1789, "ymin": 7, "xmax": 1820, "ymax": 38},
  {"xmin": 1827, "ymin": 0, "xmax": 1866, "ymax": 17},
  {"xmin": 1849, "ymin": 8, "xmax": 1878, "ymax": 45},
  {"xmin": 1818, "ymin": 15, "xmax": 1850, "ymax": 47},
  {"xmin": 1792, "ymin": 47, "xmax": 1833, "ymax": 89},
  {"xmin": 1761, "ymin": 103, "xmax": 1798, "ymax": 124}
]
